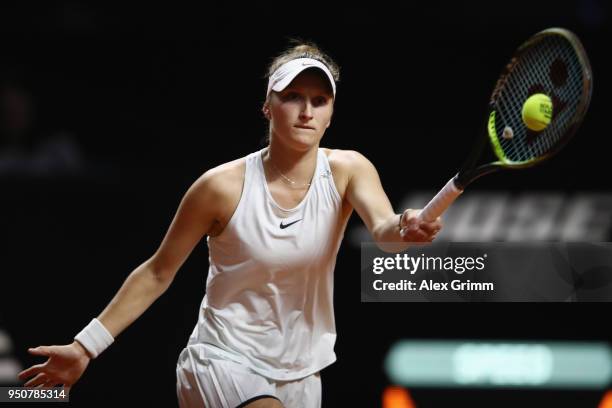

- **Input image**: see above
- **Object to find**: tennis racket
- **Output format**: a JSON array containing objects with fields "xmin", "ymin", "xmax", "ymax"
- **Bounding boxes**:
[{"xmin": 419, "ymin": 28, "xmax": 593, "ymax": 222}]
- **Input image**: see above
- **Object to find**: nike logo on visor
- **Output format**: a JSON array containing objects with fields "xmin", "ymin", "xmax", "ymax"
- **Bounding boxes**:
[{"xmin": 280, "ymin": 219, "xmax": 302, "ymax": 229}]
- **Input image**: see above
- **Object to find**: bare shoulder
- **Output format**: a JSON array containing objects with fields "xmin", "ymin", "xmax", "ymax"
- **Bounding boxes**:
[
  {"xmin": 192, "ymin": 157, "xmax": 245, "ymax": 194},
  {"xmin": 187, "ymin": 157, "xmax": 245, "ymax": 235},
  {"xmin": 187, "ymin": 157, "xmax": 245, "ymax": 215},
  {"xmin": 322, "ymin": 148, "xmax": 374, "ymax": 175}
]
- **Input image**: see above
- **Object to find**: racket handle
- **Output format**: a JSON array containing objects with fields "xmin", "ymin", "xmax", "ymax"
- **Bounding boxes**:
[{"xmin": 419, "ymin": 177, "xmax": 463, "ymax": 222}]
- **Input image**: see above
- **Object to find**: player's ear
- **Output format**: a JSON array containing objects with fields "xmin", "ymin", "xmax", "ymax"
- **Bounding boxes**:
[{"xmin": 262, "ymin": 102, "xmax": 271, "ymax": 120}]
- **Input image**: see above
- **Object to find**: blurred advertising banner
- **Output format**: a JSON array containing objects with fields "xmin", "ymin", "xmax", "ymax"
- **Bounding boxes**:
[
  {"xmin": 384, "ymin": 340, "xmax": 612, "ymax": 389},
  {"xmin": 351, "ymin": 193, "xmax": 612, "ymax": 244},
  {"xmin": 361, "ymin": 242, "xmax": 612, "ymax": 302}
]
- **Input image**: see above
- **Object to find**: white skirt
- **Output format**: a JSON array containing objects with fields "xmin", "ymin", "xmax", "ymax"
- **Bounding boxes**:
[{"xmin": 176, "ymin": 344, "xmax": 322, "ymax": 408}]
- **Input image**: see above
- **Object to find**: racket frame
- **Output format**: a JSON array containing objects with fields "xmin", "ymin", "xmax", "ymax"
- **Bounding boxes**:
[
  {"xmin": 457, "ymin": 28, "xmax": 593, "ymax": 189},
  {"xmin": 418, "ymin": 28, "xmax": 593, "ymax": 223}
]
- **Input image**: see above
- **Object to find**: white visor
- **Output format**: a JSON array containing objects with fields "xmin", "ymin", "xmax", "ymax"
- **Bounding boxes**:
[{"xmin": 266, "ymin": 58, "xmax": 336, "ymax": 97}]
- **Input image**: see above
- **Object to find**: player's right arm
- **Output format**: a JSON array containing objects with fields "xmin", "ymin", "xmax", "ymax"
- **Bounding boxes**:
[
  {"xmin": 95, "ymin": 166, "xmax": 230, "ymax": 338},
  {"xmin": 18, "ymin": 161, "xmax": 243, "ymax": 388}
]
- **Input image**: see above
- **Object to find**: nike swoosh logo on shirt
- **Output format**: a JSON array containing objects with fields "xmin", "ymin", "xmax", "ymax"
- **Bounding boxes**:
[{"xmin": 280, "ymin": 219, "xmax": 302, "ymax": 229}]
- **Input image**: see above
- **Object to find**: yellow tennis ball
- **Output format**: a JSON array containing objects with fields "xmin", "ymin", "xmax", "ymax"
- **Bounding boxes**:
[{"xmin": 522, "ymin": 93, "xmax": 553, "ymax": 131}]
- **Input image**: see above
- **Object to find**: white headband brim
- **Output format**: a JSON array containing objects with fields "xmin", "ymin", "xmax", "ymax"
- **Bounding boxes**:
[{"xmin": 266, "ymin": 58, "xmax": 336, "ymax": 97}]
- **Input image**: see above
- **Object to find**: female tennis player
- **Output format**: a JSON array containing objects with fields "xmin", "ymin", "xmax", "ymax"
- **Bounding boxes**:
[{"xmin": 18, "ymin": 42, "xmax": 442, "ymax": 408}]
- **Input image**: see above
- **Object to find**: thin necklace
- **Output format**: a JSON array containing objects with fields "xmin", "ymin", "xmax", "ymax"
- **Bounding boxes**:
[{"xmin": 268, "ymin": 152, "xmax": 312, "ymax": 189}]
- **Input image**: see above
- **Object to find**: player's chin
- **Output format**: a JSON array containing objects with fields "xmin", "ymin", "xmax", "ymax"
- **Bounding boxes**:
[{"xmin": 290, "ymin": 130, "xmax": 323, "ymax": 148}]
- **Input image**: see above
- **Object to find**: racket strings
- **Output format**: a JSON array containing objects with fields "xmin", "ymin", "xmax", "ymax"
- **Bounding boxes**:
[
  {"xmin": 498, "ymin": 39, "xmax": 580, "ymax": 160},
  {"xmin": 493, "ymin": 35, "xmax": 586, "ymax": 164}
]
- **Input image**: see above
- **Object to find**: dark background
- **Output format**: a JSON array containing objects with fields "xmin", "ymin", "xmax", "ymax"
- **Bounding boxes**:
[{"xmin": 1, "ymin": 2, "xmax": 610, "ymax": 407}]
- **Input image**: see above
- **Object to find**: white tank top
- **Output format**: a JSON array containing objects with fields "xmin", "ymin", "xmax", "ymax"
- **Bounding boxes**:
[{"xmin": 187, "ymin": 148, "xmax": 348, "ymax": 381}]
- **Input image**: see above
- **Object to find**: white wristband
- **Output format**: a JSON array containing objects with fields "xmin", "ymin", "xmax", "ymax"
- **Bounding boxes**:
[{"xmin": 74, "ymin": 318, "xmax": 114, "ymax": 359}]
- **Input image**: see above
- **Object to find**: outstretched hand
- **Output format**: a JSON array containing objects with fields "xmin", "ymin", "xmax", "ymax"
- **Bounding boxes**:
[
  {"xmin": 18, "ymin": 341, "xmax": 91, "ymax": 388},
  {"xmin": 400, "ymin": 209, "xmax": 443, "ymax": 242}
]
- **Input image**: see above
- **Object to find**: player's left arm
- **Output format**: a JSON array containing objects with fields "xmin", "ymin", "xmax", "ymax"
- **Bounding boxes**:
[{"xmin": 342, "ymin": 150, "xmax": 442, "ymax": 250}]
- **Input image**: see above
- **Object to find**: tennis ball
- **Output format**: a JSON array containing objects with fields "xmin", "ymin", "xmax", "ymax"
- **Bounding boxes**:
[{"xmin": 522, "ymin": 93, "xmax": 553, "ymax": 131}]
